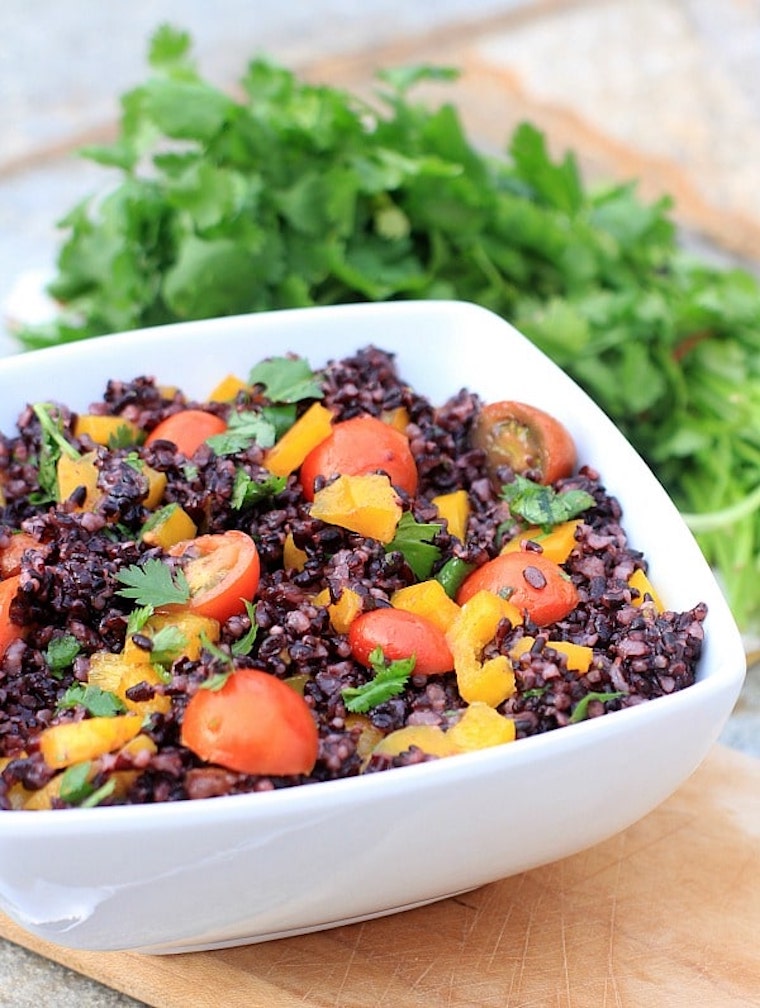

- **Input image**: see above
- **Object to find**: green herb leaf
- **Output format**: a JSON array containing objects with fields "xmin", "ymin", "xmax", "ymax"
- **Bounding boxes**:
[
  {"xmin": 248, "ymin": 357, "xmax": 323, "ymax": 404},
  {"xmin": 231, "ymin": 599, "xmax": 259, "ymax": 656},
  {"xmin": 31, "ymin": 402, "xmax": 80, "ymax": 501},
  {"xmin": 57, "ymin": 683, "xmax": 127, "ymax": 717},
  {"xmin": 342, "ymin": 646, "xmax": 416, "ymax": 713},
  {"xmin": 115, "ymin": 558, "xmax": 191, "ymax": 608},
  {"xmin": 569, "ymin": 691, "xmax": 625, "ymax": 724},
  {"xmin": 126, "ymin": 604, "xmax": 154, "ymax": 637},
  {"xmin": 434, "ymin": 557, "xmax": 475, "ymax": 599},
  {"xmin": 148, "ymin": 625, "xmax": 189, "ymax": 667},
  {"xmin": 385, "ymin": 512, "xmax": 442, "ymax": 580},
  {"xmin": 59, "ymin": 762, "xmax": 95, "ymax": 805},
  {"xmin": 231, "ymin": 468, "xmax": 286, "ymax": 509},
  {"xmin": 205, "ymin": 410, "xmax": 277, "ymax": 455},
  {"xmin": 45, "ymin": 634, "xmax": 81, "ymax": 678},
  {"xmin": 501, "ymin": 475, "xmax": 595, "ymax": 530}
]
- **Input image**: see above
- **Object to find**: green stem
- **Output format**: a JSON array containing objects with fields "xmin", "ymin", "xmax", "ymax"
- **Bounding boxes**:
[{"xmin": 681, "ymin": 482, "xmax": 760, "ymax": 533}]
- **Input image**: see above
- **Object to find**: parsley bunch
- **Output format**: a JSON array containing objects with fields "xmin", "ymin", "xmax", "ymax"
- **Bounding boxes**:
[{"xmin": 16, "ymin": 25, "xmax": 760, "ymax": 629}]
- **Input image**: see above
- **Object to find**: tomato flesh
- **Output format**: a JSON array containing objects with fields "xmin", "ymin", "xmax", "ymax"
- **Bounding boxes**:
[
  {"xmin": 0, "ymin": 575, "xmax": 25, "ymax": 657},
  {"xmin": 146, "ymin": 409, "xmax": 227, "ymax": 458},
  {"xmin": 300, "ymin": 414, "xmax": 418, "ymax": 501},
  {"xmin": 167, "ymin": 530, "xmax": 260, "ymax": 623},
  {"xmin": 181, "ymin": 668, "xmax": 319, "ymax": 776},
  {"xmin": 348, "ymin": 608, "xmax": 454, "ymax": 676},
  {"xmin": 457, "ymin": 551, "xmax": 579, "ymax": 627},
  {"xmin": 472, "ymin": 401, "xmax": 576, "ymax": 486}
]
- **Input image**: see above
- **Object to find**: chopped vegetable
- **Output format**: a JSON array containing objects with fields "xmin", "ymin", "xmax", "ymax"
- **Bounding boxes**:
[
  {"xmin": 310, "ymin": 473, "xmax": 403, "ymax": 543},
  {"xmin": 501, "ymin": 476, "xmax": 594, "ymax": 531},
  {"xmin": 342, "ymin": 646, "xmax": 417, "ymax": 713},
  {"xmin": 348, "ymin": 609, "xmax": 454, "ymax": 677}
]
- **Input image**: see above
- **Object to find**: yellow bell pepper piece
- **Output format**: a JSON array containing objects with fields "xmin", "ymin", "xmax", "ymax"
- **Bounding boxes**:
[
  {"xmin": 56, "ymin": 450, "xmax": 101, "ymax": 511},
  {"xmin": 381, "ymin": 406, "xmax": 411, "ymax": 433},
  {"xmin": 141, "ymin": 502, "xmax": 198, "ymax": 549},
  {"xmin": 345, "ymin": 714, "xmax": 385, "ymax": 760},
  {"xmin": 447, "ymin": 702, "xmax": 516, "ymax": 751},
  {"xmin": 366, "ymin": 724, "xmax": 459, "ymax": 764},
  {"xmin": 510, "ymin": 635, "xmax": 593, "ymax": 673},
  {"xmin": 74, "ymin": 415, "xmax": 141, "ymax": 447},
  {"xmin": 500, "ymin": 519, "xmax": 581, "ymax": 564},
  {"xmin": 265, "ymin": 401, "xmax": 333, "ymax": 478},
  {"xmin": 39, "ymin": 714, "xmax": 143, "ymax": 770},
  {"xmin": 446, "ymin": 589, "xmax": 521, "ymax": 707},
  {"xmin": 310, "ymin": 473, "xmax": 402, "ymax": 543},
  {"xmin": 431, "ymin": 489, "xmax": 470, "ymax": 542},
  {"xmin": 122, "ymin": 611, "xmax": 221, "ymax": 665},
  {"xmin": 283, "ymin": 531, "xmax": 308, "ymax": 572},
  {"xmin": 117, "ymin": 663, "xmax": 171, "ymax": 717},
  {"xmin": 391, "ymin": 579, "xmax": 461, "ymax": 635},
  {"xmin": 87, "ymin": 652, "xmax": 129, "ymax": 692},
  {"xmin": 208, "ymin": 373, "xmax": 249, "ymax": 403},
  {"xmin": 629, "ymin": 568, "xmax": 664, "ymax": 612},
  {"xmin": 311, "ymin": 586, "xmax": 363, "ymax": 633},
  {"xmin": 143, "ymin": 464, "xmax": 168, "ymax": 509}
]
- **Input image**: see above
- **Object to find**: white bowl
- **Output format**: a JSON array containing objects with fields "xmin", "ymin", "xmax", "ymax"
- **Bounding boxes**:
[{"xmin": 0, "ymin": 301, "xmax": 745, "ymax": 954}]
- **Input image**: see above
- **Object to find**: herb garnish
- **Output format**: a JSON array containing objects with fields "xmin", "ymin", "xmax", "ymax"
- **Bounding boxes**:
[
  {"xmin": 501, "ymin": 475, "xmax": 595, "ymax": 531},
  {"xmin": 205, "ymin": 410, "xmax": 277, "ymax": 455},
  {"xmin": 45, "ymin": 634, "xmax": 81, "ymax": 678},
  {"xmin": 57, "ymin": 683, "xmax": 127, "ymax": 717},
  {"xmin": 231, "ymin": 469, "xmax": 286, "ymax": 510},
  {"xmin": 248, "ymin": 357, "xmax": 323, "ymax": 404},
  {"xmin": 231, "ymin": 599, "xmax": 259, "ymax": 656},
  {"xmin": 385, "ymin": 512, "xmax": 442, "ymax": 580},
  {"xmin": 342, "ymin": 647, "xmax": 416, "ymax": 713},
  {"xmin": 569, "ymin": 691, "xmax": 625, "ymax": 724},
  {"xmin": 115, "ymin": 558, "xmax": 191, "ymax": 608}
]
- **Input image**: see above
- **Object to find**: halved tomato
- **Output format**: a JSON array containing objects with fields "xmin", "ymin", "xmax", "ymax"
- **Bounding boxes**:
[
  {"xmin": 0, "ymin": 575, "xmax": 25, "ymax": 656},
  {"xmin": 472, "ymin": 401, "xmax": 576, "ymax": 486},
  {"xmin": 181, "ymin": 668, "xmax": 319, "ymax": 776},
  {"xmin": 167, "ymin": 530, "xmax": 260, "ymax": 623},
  {"xmin": 299, "ymin": 414, "xmax": 418, "ymax": 501},
  {"xmin": 145, "ymin": 409, "xmax": 227, "ymax": 458}
]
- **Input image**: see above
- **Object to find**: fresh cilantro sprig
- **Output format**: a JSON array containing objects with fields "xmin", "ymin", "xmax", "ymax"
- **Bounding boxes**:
[
  {"xmin": 30, "ymin": 402, "xmax": 80, "ymax": 501},
  {"xmin": 501, "ymin": 475, "xmax": 595, "ymax": 531},
  {"xmin": 248, "ymin": 357, "xmax": 323, "ymax": 404},
  {"xmin": 231, "ymin": 599, "xmax": 259, "ymax": 656},
  {"xmin": 231, "ymin": 469, "xmax": 286, "ymax": 509},
  {"xmin": 59, "ymin": 762, "xmax": 117, "ymax": 808},
  {"xmin": 16, "ymin": 24, "xmax": 760, "ymax": 627},
  {"xmin": 115, "ymin": 558, "xmax": 191, "ymax": 608},
  {"xmin": 45, "ymin": 634, "xmax": 82, "ymax": 679},
  {"xmin": 57, "ymin": 683, "xmax": 127, "ymax": 717},
  {"xmin": 205, "ymin": 410, "xmax": 277, "ymax": 455},
  {"xmin": 342, "ymin": 646, "xmax": 416, "ymax": 713},
  {"xmin": 569, "ymin": 691, "xmax": 625, "ymax": 724},
  {"xmin": 385, "ymin": 512, "xmax": 442, "ymax": 580}
]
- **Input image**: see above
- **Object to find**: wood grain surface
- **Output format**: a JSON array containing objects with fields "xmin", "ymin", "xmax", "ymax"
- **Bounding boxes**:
[{"xmin": 1, "ymin": 743, "xmax": 759, "ymax": 1008}]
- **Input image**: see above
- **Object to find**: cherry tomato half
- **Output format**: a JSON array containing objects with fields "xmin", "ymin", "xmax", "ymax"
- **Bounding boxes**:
[
  {"xmin": 0, "ymin": 532, "xmax": 46, "ymax": 579},
  {"xmin": 146, "ymin": 409, "xmax": 227, "ymax": 458},
  {"xmin": 457, "ymin": 551, "xmax": 579, "ymax": 627},
  {"xmin": 348, "ymin": 608, "xmax": 454, "ymax": 676},
  {"xmin": 181, "ymin": 668, "xmax": 319, "ymax": 776},
  {"xmin": 300, "ymin": 414, "xmax": 418, "ymax": 501},
  {"xmin": 167, "ymin": 530, "xmax": 260, "ymax": 623},
  {"xmin": 472, "ymin": 401, "xmax": 576, "ymax": 486},
  {"xmin": 0, "ymin": 575, "xmax": 25, "ymax": 657}
]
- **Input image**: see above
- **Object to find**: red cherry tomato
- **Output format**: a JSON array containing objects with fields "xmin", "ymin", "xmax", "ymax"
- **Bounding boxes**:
[
  {"xmin": 181, "ymin": 668, "xmax": 319, "ymax": 776},
  {"xmin": 145, "ymin": 409, "xmax": 227, "ymax": 458},
  {"xmin": 348, "ymin": 608, "xmax": 454, "ymax": 676},
  {"xmin": 0, "ymin": 575, "xmax": 25, "ymax": 657},
  {"xmin": 472, "ymin": 401, "xmax": 576, "ymax": 486},
  {"xmin": 167, "ymin": 530, "xmax": 260, "ymax": 623},
  {"xmin": 457, "ymin": 551, "xmax": 579, "ymax": 626},
  {"xmin": 300, "ymin": 414, "xmax": 418, "ymax": 501},
  {"xmin": 0, "ymin": 532, "xmax": 46, "ymax": 578}
]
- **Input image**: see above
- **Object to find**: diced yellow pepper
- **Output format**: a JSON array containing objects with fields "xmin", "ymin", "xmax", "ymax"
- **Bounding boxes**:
[
  {"xmin": 87, "ymin": 652, "xmax": 129, "ymax": 692},
  {"xmin": 391, "ymin": 579, "xmax": 461, "ymax": 635},
  {"xmin": 345, "ymin": 714, "xmax": 386, "ymax": 760},
  {"xmin": 23, "ymin": 773, "xmax": 66, "ymax": 810},
  {"xmin": 446, "ymin": 589, "xmax": 521, "ymax": 707},
  {"xmin": 500, "ymin": 519, "xmax": 581, "ymax": 564},
  {"xmin": 265, "ymin": 401, "xmax": 334, "ymax": 478},
  {"xmin": 328, "ymin": 587, "xmax": 363, "ymax": 633},
  {"xmin": 381, "ymin": 406, "xmax": 411, "ymax": 433},
  {"xmin": 141, "ymin": 502, "xmax": 198, "ymax": 549},
  {"xmin": 310, "ymin": 473, "xmax": 402, "ymax": 543},
  {"xmin": 629, "ymin": 568, "xmax": 664, "ymax": 612},
  {"xmin": 447, "ymin": 702, "xmax": 516, "ymax": 751},
  {"xmin": 510, "ymin": 635, "xmax": 593, "ymax": 673},
  {"xmin": 283, "ymin": 530, "xmax": 308, "ymax": 572},
  {"xmin": 143, "ymin": 464, "xmax": 168, "ymax": 510},
  {"xmin": 74, "ymin": 415, "xmax": 141, "ymax": 447},
  {"xmin": 122, "ymin": 611, "xmax": 221, "ymax": 666},
  {"xmin": 39, "ymin": 714, "xmax": 143, "ymax": 770},
  {"xmin": 208, "ymin": 373, "xmax": 249, "ymax": 403},
  {"xmin": 117, "ymin": 663, "xmax": 171, "ymax": 717},
  {"xmin": 0, "ymin": 754, "xmax": 33, "ymax": 809},
  {"xmin": 56, "ymin": 450, "xmax": 101, "ymax": 510},
  {"xmin": 366, "ymin": 724, "xmax": 458, "ymax": 764},
  {"xmin": 431, "ymin": 489, "xmax": 470, "ymax": 542}
]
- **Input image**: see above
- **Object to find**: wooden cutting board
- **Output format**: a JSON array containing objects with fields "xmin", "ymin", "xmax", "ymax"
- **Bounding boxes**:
[{"xmin": 2, "ymin": 743, "xmax": 759, "ymax": 1008}]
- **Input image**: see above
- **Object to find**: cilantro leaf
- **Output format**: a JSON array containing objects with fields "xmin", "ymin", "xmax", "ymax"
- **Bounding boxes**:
[
  {"xmin": 342, "ymin": 646, "xmax": 415, "ymax": 713},
  {"xmin": 231, "ymin": 599, "xmax": 259, "ymax": 656},
  {"xmin": 231, "ymin": 468, "xmax": 286, "ymax": 509},
  {"xmin": 205, "ymin": 410, "xmax": 276, "ymax": 455},
  {"xmin": 57, "ymin": 683, "xmax": 127, "ymax": 717},
  {"xmin": 569, "ymin": 691, "xmax": 625, "ymax": 724},
  {"xmin": 501, "ymin": 475, "xmax": 594, "ymax": 530},
  {"xmin": 115, "ymin": 558, "xmax": 191, "ymax": 608},
  {"xmin": 248, "ymin": 357, "xmax": 323, "ymax": 403},
  {"xmin": 59, "ymin": 762, "xmax": 95, "ymax": 805},
  {"xmin": 45, "ymin": 634, "xmax": 81, "ymax": 678},
  {"xmin": 148, "ymin": 625, "xmax": 188, "ymax": 667},
  {"xmin": 385, "ymin": 512, "xmax": 442, "ymax": 580},
  {"xmin": 126, "ymin": 604, "xmax": 154, "ymax": 637},
  {"xmin": 31, "ymin": 402, "xmax": 80, "ymax": 501}
]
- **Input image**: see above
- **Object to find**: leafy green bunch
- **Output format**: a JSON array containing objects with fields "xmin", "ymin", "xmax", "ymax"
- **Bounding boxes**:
[{"xmin": 16, "ymin": 25, "xmax": 760, "ymax": 630}]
